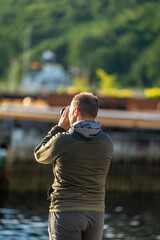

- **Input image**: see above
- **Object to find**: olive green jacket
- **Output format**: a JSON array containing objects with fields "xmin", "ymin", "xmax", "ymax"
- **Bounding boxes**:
[{"xmin": 34, "ymin": 121, "xmax": 113, "ymax": 212}]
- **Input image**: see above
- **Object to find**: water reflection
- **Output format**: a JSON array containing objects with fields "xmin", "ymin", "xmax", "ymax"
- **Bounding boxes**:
[
  {"xmin": 104, "ymin": 192, "xmax": 160, "ymax": 240},
  {"xmin": 0, "ymin": 192, "xmax": 160, "ymax": 240},
  {"xmin": 0, "ymin": 209, "xmax": 48, "ymax": 240}
]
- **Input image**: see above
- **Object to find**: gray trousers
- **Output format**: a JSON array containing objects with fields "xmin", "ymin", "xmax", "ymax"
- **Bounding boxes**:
[{"xmin": 48, "ymin": 211, "xmax": 104, "ymax": 240}]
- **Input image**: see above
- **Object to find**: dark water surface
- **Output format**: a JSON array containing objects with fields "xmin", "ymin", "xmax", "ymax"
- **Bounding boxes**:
[{"xmin": 0, "ymin": 192, "xmax": 160, "ymax": 240}]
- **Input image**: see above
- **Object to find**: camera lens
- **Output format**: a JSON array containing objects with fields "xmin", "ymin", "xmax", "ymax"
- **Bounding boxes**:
[{"xmin": 60, "ymin": 107, "xmax": 66, "ymax": 116}]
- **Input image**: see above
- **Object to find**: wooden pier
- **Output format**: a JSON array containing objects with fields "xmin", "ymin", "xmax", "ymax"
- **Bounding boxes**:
[
  {"xmin": 1, "ymin": 103, "xmax": 160, "ymax": 193},
  {"xmin": 0, "ymin": 104, "xmax": 160, "ymax": 129}
]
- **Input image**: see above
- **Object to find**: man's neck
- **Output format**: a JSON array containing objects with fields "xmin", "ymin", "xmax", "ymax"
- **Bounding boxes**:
[{"xmin": 77, "ymin": 116, "xmax": 95, "ymax": 122}]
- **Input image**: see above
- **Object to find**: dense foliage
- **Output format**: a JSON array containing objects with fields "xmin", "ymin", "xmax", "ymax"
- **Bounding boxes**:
[{"xmin": 0, "ymin": 0, "xmax": 160, "ymax": 89}]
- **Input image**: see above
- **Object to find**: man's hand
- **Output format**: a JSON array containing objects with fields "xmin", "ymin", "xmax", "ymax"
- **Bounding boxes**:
[{"xmin": 58, "ymin": 106, "xmax": 70, "ymax": 130}]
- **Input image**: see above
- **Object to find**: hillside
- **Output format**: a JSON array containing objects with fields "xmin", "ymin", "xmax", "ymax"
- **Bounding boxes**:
[{"xmin": 0, "ymin": 0, "xmax": 160, "ymax": 89}]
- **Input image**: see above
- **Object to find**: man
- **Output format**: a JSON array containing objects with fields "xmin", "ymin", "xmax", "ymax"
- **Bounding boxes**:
[{"xmin": 34, "ymin": 92, "xmax": 113, "ymax": 240}]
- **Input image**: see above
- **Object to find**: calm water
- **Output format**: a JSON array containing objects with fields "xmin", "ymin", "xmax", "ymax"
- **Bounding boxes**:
[{"xmin": 0, "ymin": 192, "xmax": 160, "ymax": 240}]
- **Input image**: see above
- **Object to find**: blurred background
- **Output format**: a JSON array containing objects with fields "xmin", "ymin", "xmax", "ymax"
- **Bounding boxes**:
[{"xmin": 0, "ymin": 0, "xmax": 160, "ymax": 239}]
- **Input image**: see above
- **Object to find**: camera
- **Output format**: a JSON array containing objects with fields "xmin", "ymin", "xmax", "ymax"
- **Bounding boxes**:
[{"xmin": 60, "ymin": 107, "xmax": 66, "ymax": 116}]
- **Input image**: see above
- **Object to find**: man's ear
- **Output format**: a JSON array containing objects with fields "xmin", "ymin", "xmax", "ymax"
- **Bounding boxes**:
[{"xmin": 74, "ymin": 107, "xmax": 79, "ymax": 117}]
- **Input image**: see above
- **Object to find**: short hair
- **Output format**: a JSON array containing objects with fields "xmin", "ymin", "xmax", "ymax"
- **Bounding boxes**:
[{"xmin": 72, "ymin": 92, "xmax": 99, "ymax": 119}]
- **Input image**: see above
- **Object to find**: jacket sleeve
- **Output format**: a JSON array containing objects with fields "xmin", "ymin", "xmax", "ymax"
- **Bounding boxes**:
[{"xmin": 34, "ymin": 125, "xmax": 65, "ymax": 164}]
